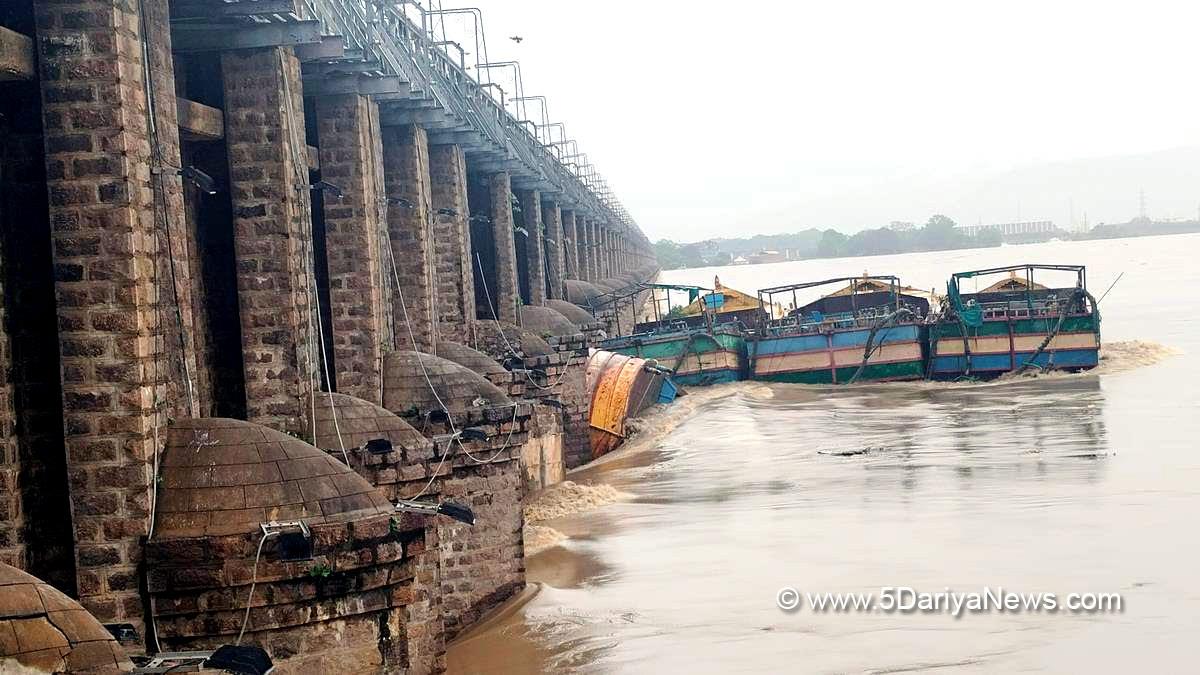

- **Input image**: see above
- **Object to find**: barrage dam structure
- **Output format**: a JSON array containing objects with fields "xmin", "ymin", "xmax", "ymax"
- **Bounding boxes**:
[{"xmin": 0, "ymin": 1, "xmax": 656, "ymax": 672}]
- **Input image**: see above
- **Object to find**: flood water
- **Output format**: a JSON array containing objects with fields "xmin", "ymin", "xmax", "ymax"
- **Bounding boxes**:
[{"xmin": 448, "ymin": 234, "xmax": 1200, "ymax": 673}]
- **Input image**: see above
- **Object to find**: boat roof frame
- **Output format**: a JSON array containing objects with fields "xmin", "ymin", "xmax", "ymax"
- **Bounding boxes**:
[
  {"xmin": 757, "ymin": 275, "xmax": 903, "ymax": 321},
  {"xmin": 758, "ymin": 275, "xmax": 901, "ymax": 299},
  {"xmin": 589, "ymin": 281, "xmax": 710, "ymax": 309},
  {"xmin": 951, "ymin": 264, "xmax": 1087, "ymax": 290}
]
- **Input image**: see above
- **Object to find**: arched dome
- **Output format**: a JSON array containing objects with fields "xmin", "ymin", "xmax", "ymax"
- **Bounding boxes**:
[
  {"xmin": 519, "ymin": 305, "xmax": 580, "ymax": 338},
  {"xmin": 434, "ymin": 341, "xmax": 507, "ymax": 378},
  {"xmin": 0, "ymin": 563, "xmax": 132, "ymax": 674},
  {"xmin": 472, "ymin": 321, "xmax": 555, "ymax": 358},
  {"xmin": 153, "ymin": 418, "xmax": 394, "ymax": 539},
  {"xmin": 383, "ymin": 351, "xmax": 511, "ymax": 417},
  {"xmin": 564, "ymin": 279, "xmax": 605, "ymax": 307},
  {"xmin": 592, "ymin": 278, "xmax": 623, "ymax": 292},
  {"xmin": 545, "ymin": 299, "xmax": 596, "ymax": 327},
  {"xmin": 310, "ymin": 392, "xmax": 433, "ymax": 457}
]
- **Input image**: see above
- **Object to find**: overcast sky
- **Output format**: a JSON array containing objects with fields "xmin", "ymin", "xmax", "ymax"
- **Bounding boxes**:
[{"xmin": 431, "ymin": 0, "xmax": 1200, "ymax": 241}]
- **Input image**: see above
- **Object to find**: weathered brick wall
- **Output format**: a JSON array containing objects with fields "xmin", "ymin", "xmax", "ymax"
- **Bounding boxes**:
[
  {"xmin": 315, "ymin": 94, "xmax": 391, "ymax": 404},
  {"xmin": 541, "ymin": 201, "xmax": 564, "ymax": 300},
  {"xmin": 515, "ymin": 189, "xmax": 545, "ymax": 306},
  {"xmin": 149, "ymin": 515, "xmax": 432, "ymax": 674},
  {"xmin": 526, "ymin": 335, "xmax": 591, "ymax": 470},
  {"xmin": 487, "ymin": 172, "xmax": 519, "ymax": 323},
  {"xmin": 0, "ymin": 76, "xmax": 76, "ymax": 588},
  {"xmin": 521, "ymin": 403, "xmax": 564, "ymax": 491},
  {"xmin": 585, "ymin": 218, "xmax": 599, "ymax": 281},
  {"xmin": 561, "ymin": 209, "xmax": 579, "ymax": 280},
  {"xmin": 222, "ymin": 46, "xmax": 316, "ymax": 435},
  {"xmin": 382, "ymin": 123, "xmax": 439, "ymax": 354},
  {"xmin": 334, "ymin": 405, "xmax": 529, "ymax": 642},
  {"xmin": 596, "ymin": 223, "xmax": 608, "ymax": 280},
  {"xmin": 429, "ymin": 143, "xmax": 475, "ymax": 345},
  {"xmin": 178, "ymin": 145, "xmax": 216, "ymax": 418},
  {"xmin": 35, "ymin": 0, "xmax": 196, "ymax": 625},
  {"xmin": 574, "ymin": 215, "xmax": 589, "ymax": 280},
  {"xmin": 599, "ymin": 226, "xmax": 612, "ymax": 279}
]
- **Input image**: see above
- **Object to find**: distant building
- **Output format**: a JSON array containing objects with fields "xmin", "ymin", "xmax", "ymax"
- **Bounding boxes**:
[
  {"xmin": 747, "ymin": 250, "xmax": 786, "ymax": 265},
  {"xmin": 958, "ymin": 221, "xmax": 1056, "ymax": 237},
  {"xmin": 888, "ymin": 221, "xmax": 915, "ymax": 231},
  {"xmin": 732, "ymin": 255, "xmax": 749, "ymax": 265}
]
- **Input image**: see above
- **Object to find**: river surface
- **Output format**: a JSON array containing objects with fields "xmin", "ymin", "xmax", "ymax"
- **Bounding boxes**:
[{"xmin": 448, "ymin": 234, "xmax": 1200, "ymax": 673}]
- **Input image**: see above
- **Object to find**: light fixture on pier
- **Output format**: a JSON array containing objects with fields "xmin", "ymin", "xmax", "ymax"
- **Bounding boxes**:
[
  {"xmin": 310, "ymin": 180, "xmax": 344, "ymax": 200},
  {"xmin": 394, "ymin": 498, "xmax": 476, "ymax": 525},
  {"xmin": 177, "ymin": 166, "xmax": 217, "ymax": 195}
]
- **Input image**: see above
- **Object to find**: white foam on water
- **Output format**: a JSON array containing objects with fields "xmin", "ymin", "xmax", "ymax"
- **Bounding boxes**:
[
  {"xmin": 524, "ymin": 480, "xmax": 631, "ymax": 524},
  {"xmin": 523, "ymin": 524, "xmax": 569, "ymax": 556}
]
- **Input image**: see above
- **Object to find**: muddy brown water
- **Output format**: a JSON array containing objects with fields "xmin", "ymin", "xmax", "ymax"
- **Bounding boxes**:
[{"xmin": 449, "ymin": 235, "xmax": 1200, "ymax": 673}]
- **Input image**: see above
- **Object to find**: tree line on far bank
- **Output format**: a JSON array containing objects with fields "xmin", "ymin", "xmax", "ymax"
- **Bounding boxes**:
[{"xmin": 654, "ymin": 215, "xmax": 1002, "ymax": 270}]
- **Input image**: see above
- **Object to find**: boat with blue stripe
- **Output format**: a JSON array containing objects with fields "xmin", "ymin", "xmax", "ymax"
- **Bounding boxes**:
[
  {"xmin": 928, "ymin": 264, "xmax": 1100, "ymax": 378},
  {"xmin": 749, "ymin": 276, "xmax": 931, "ymax": 384},
  {"xmin": 596, "ymin": 280, "xmax": 756, "ymax": 386}
]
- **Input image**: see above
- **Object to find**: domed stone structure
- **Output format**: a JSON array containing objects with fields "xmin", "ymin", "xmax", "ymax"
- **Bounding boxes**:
[
  {"xmin": 153, "ymin": 418, "xmax": 395, "ymax": 538},
  {"xmin": 545, "ymin": 299, "xmax": 597, "ymax": 327},
  {"xmin": 474, "ymin": 321, "xmax": 555, "ymax": 359},
  {"xmin": 592, "ymin": 278, "xmax": 623, "ymax": 292},
  {"xmin": 309, "ymin": 392, "xmax": 434, "ymax": 461},
  {"xmin": 146, "ymin": 418, "xmax": 430, "ymax": 673},
  {"xmin": 434, "ymin": 341, "xmax": 507, "ymax": 379},
  {"xmin": 383, "ymin": 351, "xmax": 511, "ymax": 417},
  {"xmin": 564, "ymin": 279, "xmax": 605, "ymax": 307},
  {"xmin": 0, "ymin": 563, "xmax": 132, "ymax": 674},
  {"xmin": 519, "ymin": 305, "xmax": 580, "ymax": 338}
]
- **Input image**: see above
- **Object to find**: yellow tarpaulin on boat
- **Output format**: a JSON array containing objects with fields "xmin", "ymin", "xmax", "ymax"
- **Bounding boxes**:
[
  {"xmin": 980, "ymin": 272, "xmax": 1048, "ymax": 293},
  {"xmin": 678, "ymin": 276, "xmax": 758, "ymax": 317}
]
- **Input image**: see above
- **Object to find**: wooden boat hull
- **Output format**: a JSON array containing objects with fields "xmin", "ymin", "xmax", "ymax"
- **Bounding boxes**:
[
  {"xmin": 929, "ymin": 314, "xmax": 1100, "ymax": 377},
  {"xmin": 750, "ymin": 323, "xmax": 925, "ymax": 384},
  {"xmin": 603, "ymin": 329, "xmax": 746, "ymax": 386}
]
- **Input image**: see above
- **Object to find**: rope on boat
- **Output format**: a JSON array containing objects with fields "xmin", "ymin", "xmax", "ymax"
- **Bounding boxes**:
[
  {"xmin": 1013, "ymin": 288, "xmax": 1097, "ymax": 375},
  {"xmin": 669, "ymin": 333, "xmax": 700, "ymax": 376},
  {"xmin": 847, "ymin": 307, "xmax": 917, "ymax": 384}
]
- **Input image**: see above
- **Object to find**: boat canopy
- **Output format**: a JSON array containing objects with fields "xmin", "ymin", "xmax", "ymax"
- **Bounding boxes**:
[
  {"xmin": 678, "ymin": 277, "xmax": 758, "ymax": 317},
  {"xmin": 758, "ymin": 274, "xmax": 930, "ymax": 321},
  {"xmin": 946, "ymin": 264, "xmax": 1088, "ymax": 328}
]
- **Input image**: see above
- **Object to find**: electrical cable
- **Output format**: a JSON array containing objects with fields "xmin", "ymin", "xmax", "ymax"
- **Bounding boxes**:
[
  {"xmin": 236, "ymin": 529, "xmax": 277, "ymax": 646},
  {"xmin": 276, "ymin": 49, "xmax": 348, "ymax": 456},
  {"xmin": 384, "ymin": 223, "xmax": 519, "ymax": 499}
]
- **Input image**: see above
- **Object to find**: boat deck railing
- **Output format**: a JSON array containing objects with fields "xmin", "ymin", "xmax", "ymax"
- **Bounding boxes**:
[
  {"xmin": 768, "ymin": 307, "xmax": 892, "ymax": 333},
  {"xmin": 602, "ymin": 321, "xmax": 746, "ymax": 346},
  {"xmin": 764, "ymin": 306, "xmax": 913, "ymax": 337},
  {"xmin": 972, "ymin": 296, "xmax": 1092, "ymax": 322}
]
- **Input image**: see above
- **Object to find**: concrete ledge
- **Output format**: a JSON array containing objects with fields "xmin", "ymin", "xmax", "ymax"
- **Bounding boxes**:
[
  {"xmin": 176, "ymin": 96, "xmax": 224, "ymax": 141},
  {"xmin": 0, "ymin": 26, "xmax": 35, "ymax": 82}
]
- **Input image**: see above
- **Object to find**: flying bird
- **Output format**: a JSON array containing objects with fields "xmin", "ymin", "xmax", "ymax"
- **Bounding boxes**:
[{"xmin": 510, "ymin": 35, "xmax": 524, "ymax": 43}]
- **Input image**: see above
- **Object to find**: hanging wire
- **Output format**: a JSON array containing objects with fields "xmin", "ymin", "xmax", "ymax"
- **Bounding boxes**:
[
  {"xmin": 384, "ymin": 227, "xmax": 518, "ymax": 490},
  {"xmin": 236, "ymin": 529, "xmax": 277, "ymax": 645},
  {"xmin": 472, "ymin": 252, "xmax": 576, "ymax": 391},
  {"xmin": 276, "ymin": 49, "xmax": 349, "ymax": 459}
]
